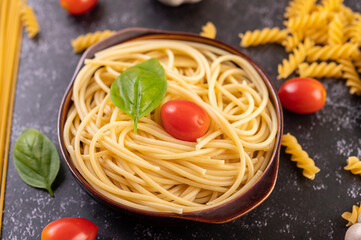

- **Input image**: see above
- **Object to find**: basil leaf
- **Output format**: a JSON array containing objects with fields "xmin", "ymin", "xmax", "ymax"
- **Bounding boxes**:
[
  {"xmin": 13, "ymin": 129, "xmax": 60, "ymax": 196},
  {"xmin": 110, "ymin": 58, "xmax": 167, "ymax": 132}
]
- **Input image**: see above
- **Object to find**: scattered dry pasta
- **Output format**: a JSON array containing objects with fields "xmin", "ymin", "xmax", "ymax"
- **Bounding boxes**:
[
  {"xmin": 281, "ymin": 133, "xmax": 320, "ymax": 180},
  {"xmin": 282, "ymin": 32, "xmax": 303, "ymax": 52},
  {"xmin": 284, "ymin": 11, "xmax": 328, "ymax": 32},
  {"xmin": 284, "ymin": 0, "xmax": 316, "ymax": 19},
  {"xmin": 344, "ymin": 156, "xmax": 361, "ymax": 176},
  {"xmin": 344, "ymin": 17, "xmax": 361, "ymax": 44},
  {"xmin": 239, "ymin": 27, "xmax": 288, "ymax": 47},
  {"xmin": 278, "ymin": 38, "xmax": 313, "ymax": 79},
  {"xmin": 298, "ymin": 62, "xmax": 343, "ymax": 78},
  {"xmin": 328, "ymin": 14, "xmax": 344, "ymax": 45},
  {"xmin": 320, "ymin": 0, "xmax": 344, "ymax": 12},
  {"xmin": 200, "ymin": 22, "xmax": 216, "ymax": 39},
  {"xmin": 21, "ymin": 4, "xmax": 40, "ymax": 38},
  {"xmin": 71, "ymin": 30, "xmax": 116, "ymax": 53},
  {"xmin": 342, "ymin": 204, "xmax": 361, "ymax": 227},
  {"xmin": 238, "ymin": 0, "xmax": 361, "ymax": 95},
  {"xmin": 340, "ymin": 59, "xmax": 361, "ymax": 95},
  {"xmin": 306, "ymin": 43, "xmax": 359, "ymax": 62}
]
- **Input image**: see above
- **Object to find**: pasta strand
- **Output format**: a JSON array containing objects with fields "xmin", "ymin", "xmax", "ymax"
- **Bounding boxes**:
[{"xmin": 64, "ymin": 39, "xmax": 278, "ymax": 213}]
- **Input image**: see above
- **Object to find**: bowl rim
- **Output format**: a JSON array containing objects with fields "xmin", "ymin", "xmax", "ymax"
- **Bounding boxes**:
[{"xmin": 57, "ymin": 27, "xmax": 283, "ymax": 223}]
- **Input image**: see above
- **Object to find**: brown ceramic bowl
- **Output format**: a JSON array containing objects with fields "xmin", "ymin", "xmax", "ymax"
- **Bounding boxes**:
[{"xmin": 57, "ymin": 28, "xmax": 283, "ymax": 223}]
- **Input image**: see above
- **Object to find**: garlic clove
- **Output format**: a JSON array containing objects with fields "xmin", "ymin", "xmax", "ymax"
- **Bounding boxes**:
[
  {"xmin": 157, "ymin": 0, "xmax": 202, "ymax": 7},
  {"xmin": 345, "ymin": 223, "xmax": 361, "ymax": 240}
]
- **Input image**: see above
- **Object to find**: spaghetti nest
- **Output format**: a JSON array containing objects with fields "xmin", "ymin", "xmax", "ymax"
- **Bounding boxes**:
[{"xmin": 63, "ymin": 39, "xmax": 278, "ymax": 213}]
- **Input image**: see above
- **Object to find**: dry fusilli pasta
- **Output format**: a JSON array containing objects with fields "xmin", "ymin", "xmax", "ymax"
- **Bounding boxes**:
[
  {"xmin": 340, "ymin": 5, "xmax": 358, "ymax": 22},
  {"xmin": 340, "ymin": 59, "xmax": 361, "ymax": 95},
  {"xmin": 21, "ymin": 5, "xmax": 40, "ymax": 38},
  {"xmin": 304, "ymin": 27, "xmax": 328, "ymax": 45},
  {"xmin": 71, "ymin": 30, "xmax": 116, "ymax": 53},
  {"xmin": 298, "ymin": 62, "xmax": 343, "ymax": 78},
  {"xmin": 328, "ymin": 14, "xmax": 345, "ymax": 45},
  {"xmin": 282, "ymin": 32, "xmax": 303, "ymax": 52},
  {"xmin": 278, "ymin": 38, "xmax": 313, "ymax": 79},
  {"xmin": 284, "ymin": 0, "xmax": 316, "ymax": 19},
  {"xmin": 342, "ymin": 204, "xmax": 361, "ymax": 227},
  {"xmin": 306, "ymin": 43, "xmax": 359, "ymax": 62},
  {"xmin": 284, "ymin": 11, "xmax": 328, "ymax": 32},
  {"xmin": 320, "ymin": 0, "xmax": 344, "ymax": 12},
  {"xmin": 354, "ymin": 58, "xmax": 361, "ymax": 73},
  {"xmin": 344, "ymin": 156, "xmax": 361, "ymax": 175},
  {"xmin": 200, "ymin": 22, "xmax": 216, "ymax": 39},
  {"xmin": 344, "ymin": 18, "xmax": 361, "ymax": 44},
  {"xmin": 239, "ymin": 27, "xmax": 288, "ymax": 47},
  {"xmin": 281, "ymin": 133, "xmax": 320, "ymax": 180},
  {"xmin": 239, "ymin": 0, "xmax": 361, "ymax": 95}
]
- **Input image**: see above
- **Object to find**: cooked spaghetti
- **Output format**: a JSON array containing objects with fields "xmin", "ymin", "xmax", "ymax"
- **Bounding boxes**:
[{"xmin": 63, "ymin": 39, "xmax": 278, "ymax": 213}]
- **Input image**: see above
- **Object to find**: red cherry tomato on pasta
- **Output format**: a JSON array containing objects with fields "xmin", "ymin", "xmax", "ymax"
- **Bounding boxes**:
[
  {"xmin": 161, "ymin": 99, "xmax": 210, "ymax": 142},
  {"xmin": 41, "ymin": 217, "xmax": 98, "ymax": 240},
  {"xmin": 59, "ymin": 0, "xmax": 98, "ymax": 15},
  {"xmin": 278, "ymin": 77, "xmax": 326, "ymax": 114}
]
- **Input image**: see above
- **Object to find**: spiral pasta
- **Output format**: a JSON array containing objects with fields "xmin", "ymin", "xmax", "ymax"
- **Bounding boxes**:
[
  {"xmin": 284, "ymin": 11, "xmax": 328, "ymax": 32},
  {"xmin": 239, "ymin": 28, "xmax": 288, "ymax": 47},
  {"xmin": 200, "ymin": 22, "xmax": 216, "ymax": 39},
  {"xmin": 281, "ymin": 133, "xmax": 320, "ymax": 180},
  {"xmin": 328, "ymin": 14, "xmax": 344, "ymax": 45},
  {"xmin": 306, "ymin": 43, "xmax": 359, "ymax": 62},
  {"xmin": 354, "ymin": 58, "xmax": 361, "ymax": 73},
  {"xmin": 320, "ymin": 0, "xmax": 344, "ymax": 12},
  {"xmin": 298, "ymin": 62, "xmax": 343, "ymax": 78},
  {"xmin": 278, "ymin": 38, "xmax": 313, "ymax": 79},
  {"xmin": 303, "ymin": 27, "xmax": 328, "ymax": 45},
  {"xmin": 284, "ymin": 0, "xmax": 316, "ymax": 19},
  {"xmin": 340, "ymin": 60, "xmax": 361, "ymax": 95},
  {"xmin": 342, "ymin": 204, "xmax": 361, "ymax": 227},
  {"xmin": 344, "ymin": 156, "xmax": 361, "ymax": 175},
  {"xmin": 21, "ymin": 4, "xmax": 40, "ymax": 38},
  {"xmin": 71, "ymin": 30, "xmax": 116, "ymax": 53},
  {"xmin": 344, "ymin": 18, "xmax": 361, "ymax": 44},
  {"xmin": 340, "ymin": 5, "xmax": 359, "ymax": 23},
  {"xmin": 282, "ymin": 32, "xmax": 303, "ymax": 52},
  {"xmin": 239, "ymin": 0, "xmax": 361, "ymax": 95}
]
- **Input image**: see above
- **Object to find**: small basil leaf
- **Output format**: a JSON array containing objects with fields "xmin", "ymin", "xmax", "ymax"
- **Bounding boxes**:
[
  {"xmin": 13, "ymin": 129, "xmax": 60, "ymax": 196},
  {"xmin": 110, "ymin": 58, "xmax": 167, "ymax": 132}
]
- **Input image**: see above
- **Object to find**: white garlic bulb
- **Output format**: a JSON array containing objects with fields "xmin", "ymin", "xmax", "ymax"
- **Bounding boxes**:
[
  {"xmin": 157, "ymin": 0, "xmax": 202, "ymax": 7},
  {"xmin": 345, "ymin": 223, "xmax": 361, "ymax": 240}
]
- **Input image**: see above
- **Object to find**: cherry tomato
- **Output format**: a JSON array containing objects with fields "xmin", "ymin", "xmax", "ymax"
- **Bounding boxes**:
[
  {"xmin": 161, "ymin": 99, "xmax": 210, "ymax": 142},
  {"xmin": 278, "ymin": 77, "xmax": 326, "ymax": 114},
  {"xmin": 41, "ymin": 217, "xmax": 98, "ymax": 240},
  {"xmin": 59, "ymin": 0, "xmax": 98, "ymax": 15}
]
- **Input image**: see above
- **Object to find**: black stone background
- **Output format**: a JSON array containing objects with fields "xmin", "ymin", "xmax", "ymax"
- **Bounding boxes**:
[{"xmin": 2, "ymin": 0, "xmax": 361, "ymax": 239}]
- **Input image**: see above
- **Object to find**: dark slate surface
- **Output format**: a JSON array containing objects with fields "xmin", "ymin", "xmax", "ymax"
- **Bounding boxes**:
[{"xmin": 3, "ymin": 0, "xmax": 361, "ymax": 239}]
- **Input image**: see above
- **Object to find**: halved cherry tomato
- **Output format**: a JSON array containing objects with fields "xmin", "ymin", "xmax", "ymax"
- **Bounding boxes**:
[
  {"xmin": 278, "ymin": 77, "xmax": 326, "ymax": 114},
  {"xmin": 41, "ymin": 217, "xmax": 98, "ymax": 240},
  {"xmin": 161, "ymin": 99, "xmax": 210, "ymax": 142},
  {"xmin": 59, "ymin": 0, "xmax": 98, "ymax": 15}
]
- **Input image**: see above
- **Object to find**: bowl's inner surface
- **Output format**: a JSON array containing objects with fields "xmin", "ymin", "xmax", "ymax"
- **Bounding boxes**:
[{"xmin": 58, "ymin": 29, "xmax": 283, "ymax": 223}]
